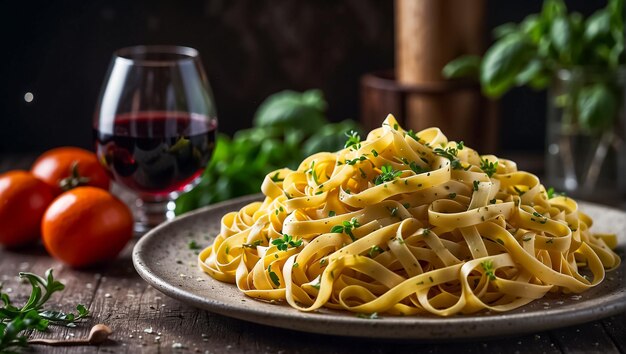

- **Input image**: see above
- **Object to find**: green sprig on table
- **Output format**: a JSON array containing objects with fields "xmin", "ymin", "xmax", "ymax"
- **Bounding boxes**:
[
  {"xmin": 443, "ymin": 0, "xmax": 624, "ymax": 132},
  {"xmin": 175, "ymin": 89, "xmax": 360, "ymax": 215},
  {"xmin": 0, "ymin": 269, "xmax": 89, "ymax": 352}
]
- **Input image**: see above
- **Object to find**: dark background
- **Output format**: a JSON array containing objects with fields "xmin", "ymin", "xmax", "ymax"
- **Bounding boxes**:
[{"xmin": 0, "ymin": 0, "xmax": 601, "ymax": 154}]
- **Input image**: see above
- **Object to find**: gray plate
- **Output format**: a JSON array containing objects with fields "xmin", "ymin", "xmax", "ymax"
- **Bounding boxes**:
[{"xmin": 132, "ymin": 194, "xmax": 626, "ymax": 339}]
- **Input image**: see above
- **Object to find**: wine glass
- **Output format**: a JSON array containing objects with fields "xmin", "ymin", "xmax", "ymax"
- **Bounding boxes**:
[{"xmin": 94, "ymin": 45, "xmax": 217, "ymax": 233}]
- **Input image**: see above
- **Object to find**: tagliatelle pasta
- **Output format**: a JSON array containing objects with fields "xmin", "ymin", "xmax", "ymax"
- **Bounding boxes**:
[{"xmin": 198, "ymin": 114, "xmax": 621, "ymax": 316}]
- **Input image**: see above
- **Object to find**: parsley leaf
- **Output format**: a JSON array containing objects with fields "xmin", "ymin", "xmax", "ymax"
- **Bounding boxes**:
[
  {"xmin": 344, "ymin": 130, "xmax": 362, "ymax": 150},
  {"xmin": 480, "ymin": 260, "xmax": 496, "ymax": 281},
  {"xmin": 271, "ymin": 234, "xmax": 303, "ymax": 251},
  {"xmin": 480, "ymin": 158, "xmax": 498, "ymax": 177},
  {"xmin": 374, "ymin": 165, "xmax": 402, "ymax": 185}
]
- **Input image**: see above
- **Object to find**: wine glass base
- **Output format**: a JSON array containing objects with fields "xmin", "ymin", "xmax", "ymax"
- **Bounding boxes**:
[{"xmin": 133, "ymin": 198, "xmax": 177, "ymax": 236}]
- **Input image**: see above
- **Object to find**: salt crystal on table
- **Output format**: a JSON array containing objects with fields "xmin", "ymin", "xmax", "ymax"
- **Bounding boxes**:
[
  {"xmin": 172, "ymin": 343, "xmax": 185, "ymax": 348},
  {"xmin": 104, "ymin": 293, "xmax": 112, "ymax": 298},
  {"xmin": 144, "ymin": 328, "xmax": 153, "ymax": 334}
]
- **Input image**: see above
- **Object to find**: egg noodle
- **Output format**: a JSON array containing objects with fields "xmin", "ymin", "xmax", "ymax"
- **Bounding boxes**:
[{"xmin": 198, "ymin": 114, "xmax": 620, "ymax": 316}]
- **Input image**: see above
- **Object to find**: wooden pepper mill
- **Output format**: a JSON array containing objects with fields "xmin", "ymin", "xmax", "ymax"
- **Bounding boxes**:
[{"xmin": 361, "ymin": 0, "xmax": 497, "ymax": 152}]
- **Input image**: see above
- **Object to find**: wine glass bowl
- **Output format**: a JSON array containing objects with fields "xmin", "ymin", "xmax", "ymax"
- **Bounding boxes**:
[{"xmin": 94, "ymin": 46, "xmax": 217, "ymax": 233}]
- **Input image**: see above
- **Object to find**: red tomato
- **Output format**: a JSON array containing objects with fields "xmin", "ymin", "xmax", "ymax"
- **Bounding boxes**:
[
  {"xmin": 0, "ymin": 171, "xmax": 55, "ymax": 247},
  {"xmin": 41, "ymin": 186, "xmax": 133, "ymax": 267},
  {"xmin": 31, "ymin": 147, "xmax": 110, "ymax": 196}
]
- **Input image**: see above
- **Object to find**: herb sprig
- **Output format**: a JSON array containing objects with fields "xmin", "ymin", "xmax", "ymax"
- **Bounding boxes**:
[
  {"xmin": 344, "ymin": 130, "xmax": 362, "ymax": 150},
  {"xmin": 480, "ymin": 158, "xmax": 498, "ymax": 178},
  {"xmin": 0, "ymin": 269, "xmax": 90, "ymax": 352},
  {"xmin": 374, "ymin": 165, "xmax": 402, "ymax": 185},
  {"xmin": 271, "ymin": 234, "xmax": 303, "ymax": 251},
  {"xmin": 433, "ymin": 142, "xmax": 465, "ymax": 170},
  {"xmin": 330, "ymin": 217, "xmax": 360, "ymax": 241}
]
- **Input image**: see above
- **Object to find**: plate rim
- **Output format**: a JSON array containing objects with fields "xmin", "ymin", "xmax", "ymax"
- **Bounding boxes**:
[{"xmin": 132, "ymin": 194, "xmax": 626, "ymax": 340}]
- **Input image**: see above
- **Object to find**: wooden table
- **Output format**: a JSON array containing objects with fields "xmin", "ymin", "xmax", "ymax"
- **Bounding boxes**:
[{"xmin": 1, "ymin": 155, "xmax": 625, "ymax": 354}]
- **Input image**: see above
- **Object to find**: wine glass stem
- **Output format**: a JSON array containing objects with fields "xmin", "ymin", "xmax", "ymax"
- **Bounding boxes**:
[{"xmin": 134, "ymin": 197, "xmax": 176, "ymax": 234}]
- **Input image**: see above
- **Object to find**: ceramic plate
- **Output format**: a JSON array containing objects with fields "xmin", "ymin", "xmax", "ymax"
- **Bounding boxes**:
[{"xmin": 132, "ymin": 194, "xmax": 626, "ymax": 339}]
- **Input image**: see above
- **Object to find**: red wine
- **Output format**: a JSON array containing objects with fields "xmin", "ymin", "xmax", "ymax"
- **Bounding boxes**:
[{"xmin": 94, "ymin": 111, "xmax": 216, "ymax": 196}]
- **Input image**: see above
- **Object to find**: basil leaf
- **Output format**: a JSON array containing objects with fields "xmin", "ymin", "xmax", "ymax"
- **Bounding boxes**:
[
  {"xmin": 493, "ymin": 23, "xmax": 518, "ymax": 39},
  {"xmin": 515, "ymin": 59, "xmax": 544, "ymax": 87},
  {"xmin": 550, "ymin": 16, "xmax": 572, "ymax": 63},
  {"xmin": 584, "ymin": 10, "xmax": 611, "ymax": 43},
  {"xmin": 442, "ymin": 55, "xmax": 481, "ymax": 79},
  {"xmin": 577, "ymin": 83, "xmax": 617, "ymax": 132},
  {"xmin": 480, "ymin": 34, "xmax": 533, "ymax": 97},
  {"xmin": 254, "ymin": 89, "xmax": 326, "ymax": 134}
]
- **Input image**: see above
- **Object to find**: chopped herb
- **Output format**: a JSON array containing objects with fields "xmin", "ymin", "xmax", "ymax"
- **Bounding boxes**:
[
  {"xmin": 496, "ymin": 239, "xmax": 505, "ymax": 245},
  {"xmin": 293, "ymin": 262, "xmax": 299, "ymax": 268},
  {"xmin": 356, "ymin": 312, "xmax": 380, "ymax": 319},
  {"xmin": 409, "ymin": 161, "xmax": 428, "ymax": 175},
  {"xmin": 330, "ymin": 217, "xmax": 360, "ymax": 241},
  {"xmin": 359, "ymin": 168, "xmax": 367, "ymax": 179},
  {"xmin": 423, "ymin": 228, "xmax": 431, "ymax": 236},
  {"xmin": 267, "ymin": 265, "xmax": 280, "ymax": 287},
  {"xmin": 319, "ymin": 259, "xmax": 327, "ymax": 266},
  {"xmin": 371, "ymin": 149, "xmax": 379, "ymax": 157},
  {"xmin": 522, "ymin": 237, "xmax": 532, "ymax": 242},
  {"xmin": 416, "ymin": 281, "xmax": 424, "ymax": 285},
  {"xmin": 546, "ymin": 239, "xmax": 554, "ymax": 244},
  {"xmin": 225, "ymin": 246, "xmax": 230, "ymax": 255},
  {"xmin": 481, "ymin": 260, "xmax": 496, "ymax": 281},
  {"xmin": 389, "ymin": 207, "xmax": 399, "ymax": 217},
  {"xmin": 429, "ymin": 276, "xmax": 434, "ymax": 283},
  {"xmin": 328, "ymin": 211, "xmax": 336, "ymax": 217},
  {"xmin": 433, "ymin": 143, "xmax": 464, "ymax": 170},
  {"xmin": 368, "ymin": 245, "xmax": 383, "ymax": 258},
  {"xmin": 344, "ymin": 188, "xmax": 351, "ymax": 194},
  {"xmin": 489, "ymin": 198, "xmax": 497, "ymax": 204},
  {"xmin": 513, "ymin": 186, "xmax": 526, "ymax": 196},
  {"xmin": 403, "ymin": 203, "xmax": 411, "ymax": 209},
  {"xmin": 473, "ymin": 180, "xmax": 480, "ymax": 191},
  {"xmin": 311, "ymin": 281, "xmax": 321, "ymax": 290},
  {"xmin": 270, "ymin": 171, "xmax": 284, "ymax": 182},
  {"xmin": 406, "ymin": 129, "xmax": 420, "ymax": 142},
  {"xmin": 346, "ymin": 154, "xmax": 368, "ymax": 165},
  {"xmin": 242, "ymin": 240, "xmax": 263, "ymax": 248},
  {"xmin": 448, "ymin": 193, "xmax": 457, "ymax": 199},
  {"xmin": 480, "ymin": 158, "xmax": 498, "ymax": 177},
  {"xmin": 374, "ymin": 165, "xmax": 402, "ymax": 185},
  {"xmin": 188, "ymin": 240, "xmax": 201, "ymax": 250},
  {"xmin": 395, "ymin": 235, "xmax": 405, "ymax": 245},
  {"xmin": 271, "ymin": 234, "xmax": 303, "ymax": 251},
  {"xmin": 344, "ymin": 130, "xmax": 362, "ymax": 150},
  {"xmin": 393, "ymin": 123, "xmax": 399, "ymax": 130}
]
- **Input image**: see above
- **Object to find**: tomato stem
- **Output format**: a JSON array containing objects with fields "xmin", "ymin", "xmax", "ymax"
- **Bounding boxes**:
[{"xmin": 59, "ymin": 162, "xmax": 91, "ymax": 191}]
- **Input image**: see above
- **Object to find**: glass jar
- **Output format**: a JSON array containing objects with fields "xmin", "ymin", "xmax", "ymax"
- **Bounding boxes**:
[{"xmin": 545, "ymin": 67, "xmax": 626, "ymax": 206}]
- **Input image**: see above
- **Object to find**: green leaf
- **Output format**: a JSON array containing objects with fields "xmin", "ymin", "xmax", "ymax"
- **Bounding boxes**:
[
  {"xmin": 442, "ymin": 55, "xmax": 481, "ymax": 79},
  {"xmin": 520, "ymin": 14, "xmax": 544, "ymax": 44},
  {"xmin": 480, "ymin": 34, "xmax": 533, "ymax": 97},
  {"xmin": 515, "ymin": 59, "xmax": 545, "ymax": 87},
  {"xmin": 584, "ymin": 10, "xmax": 611, "ymax": 43},
  {"xmin": 493, "ymin": 22, "xmax": 518, "ymax": 39},
  {"xmin": 577, "ymin": 84, "xmax": 617, "ymax": 132},
  {"xmin": 253, "ymin": 89, "xmax": 327, "ymax": 134},
  {"xmin": 550, "ymin": 16, "xmax": 572, "ymax": 63}
]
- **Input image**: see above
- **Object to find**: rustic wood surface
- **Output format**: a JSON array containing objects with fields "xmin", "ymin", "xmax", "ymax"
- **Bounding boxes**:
[{"xmin": 1, "ymin": 155, "xmax": 624, "ymax": 354}]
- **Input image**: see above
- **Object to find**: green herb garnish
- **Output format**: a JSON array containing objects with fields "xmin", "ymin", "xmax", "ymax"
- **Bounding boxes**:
[
  {"xmin": 0, "ymin": 269, "xmax": 90, "ymax": 352},
  {"xmin": 480, "ymin": 158, "xmax": 498, "ymax": 177},
  {"xmin": 481, "ymin": 260, "xmax": 497, "ymax": 281},
  {"xmin": 188, "ymin": 240, "xmax": 201, "ymax": 250},
  {"xmin": 267, "ymin": 265, "xmax": 280, "ymax": 287},
  {"xmin": 330, "ymin": 217, "xmax": 360, "ymax": 241},
  {"xmin": 374, "ymin": 165, "xmax": 402, "ymax": 185},
  {"xmin": 344, "ymin": 130, "xmax": 362, "ymax": 150},
  {"xmin": 271, "ymin": 234, "xmax": 303, "ymax": 251}
]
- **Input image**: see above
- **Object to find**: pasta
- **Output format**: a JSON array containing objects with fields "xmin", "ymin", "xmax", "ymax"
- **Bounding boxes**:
[{"xmin": 198, "ymin": 114, "xmax": 621, "ymax": 316}]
